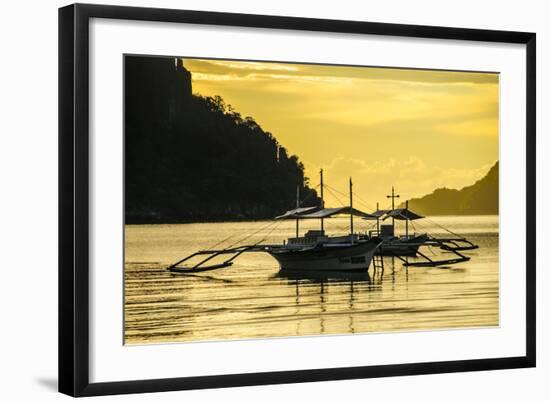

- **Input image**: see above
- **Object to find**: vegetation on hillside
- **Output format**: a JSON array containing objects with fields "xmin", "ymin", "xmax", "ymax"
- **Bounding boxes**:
[
  {"xmin": 125, "ymin": 56, "xmax": 320, "ymax": 223},
  {"xmin": 402, "ymin": 162, "xmax": 499, "ymax": 215}
]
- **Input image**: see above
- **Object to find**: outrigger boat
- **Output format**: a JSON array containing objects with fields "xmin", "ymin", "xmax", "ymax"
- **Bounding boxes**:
[
  {"xmin": 363, "ymin": 198, "xmax": 429, "ymax": 257},
  {"xmin": 361, "ymin": 187, "xmax": 479, "ymax": 266},
  {"xmin": 169, "ymin": 172, "xmax": 382, "ymax": 273}
]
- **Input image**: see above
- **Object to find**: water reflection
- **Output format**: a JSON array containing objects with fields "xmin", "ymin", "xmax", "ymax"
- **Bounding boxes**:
[
  {"xmin": 274, "ymin": 269, "xmax": 372, "ymax": 284},
  {"xmin": 272, "ymin": 268, "xmax": 385, "ymax": 336},
  {"xmin": 272, "ymin": 256, "xmax": 406, "ymax": 287},
  {"xmin": 125, "ymin": 216, "xmax": 499, "ymax": 344},
  {"xmin": 168, "ymin": 272, "xmax": 235, "ymax": 284}
]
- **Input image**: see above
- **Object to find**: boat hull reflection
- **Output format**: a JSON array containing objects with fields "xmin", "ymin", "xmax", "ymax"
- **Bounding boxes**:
[{"xmin": 274, "ymin": 268, "xmax": 371, "ymax": 283}]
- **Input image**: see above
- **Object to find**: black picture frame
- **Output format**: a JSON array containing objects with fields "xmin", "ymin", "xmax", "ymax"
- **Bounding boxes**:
[{"xmin": 59, "ymin": 3, "xmax": 536, "ymax": 397}]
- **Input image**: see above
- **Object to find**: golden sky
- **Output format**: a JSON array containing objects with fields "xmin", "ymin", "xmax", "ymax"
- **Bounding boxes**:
[{"xmin": 183, "ymin": 58, "xmax": 498, "ymax": 210}]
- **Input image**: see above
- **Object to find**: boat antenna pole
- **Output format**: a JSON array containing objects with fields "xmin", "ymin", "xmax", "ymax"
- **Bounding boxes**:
[
  {"xmin": 387, "ymin": 186, "xmax": 400, "ymax": 236},
  {"xmin": 296, "ymin": 184, "xmax": 300, "ymax": 238},
  {"xmin": 320, "ymin": 168, "xmax": 324, "ymax": 233},
  {"xmin": 376, "ymin": 202, "xmax": 380, "ymax": 234},
  {"xmin": 349, "ymin": 177, "xmax": 354, "ymax": 240},
  {"xmin": 405, "ymin": 200, "xmax": 409, "ymax": 239}
]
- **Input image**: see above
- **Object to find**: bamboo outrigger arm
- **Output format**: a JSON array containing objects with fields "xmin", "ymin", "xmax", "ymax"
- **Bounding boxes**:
[
  {"xmin": 168, "ymin": 244, "xmax": 279, "ymax": 273},
  {"xmin": 436, "ymin": 238, "xmax": 479, "ymax": 251},
  {"xmin": 385, "ymin": 236, "xmax": 474, "ymax": 267}
]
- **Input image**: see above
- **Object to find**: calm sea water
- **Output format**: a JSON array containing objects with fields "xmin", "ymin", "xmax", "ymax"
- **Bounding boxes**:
[{"xmin": 124, "ymin": 215, "xmax": 499, "ymax": 344}]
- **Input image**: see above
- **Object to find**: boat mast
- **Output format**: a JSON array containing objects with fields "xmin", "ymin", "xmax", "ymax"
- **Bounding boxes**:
[
  {"xmin": 387, "ymin": 186, "xmax": 400, "ymax": 235},
  {"xmin": 405, "ymin": 200, "xmax": 409, "ymax": 239},
  {"xmin": 320, "ymin": 168, "xmax": 324, "ymax": 232},
  {"xmin": 296, "ymin": 185, "xmax": 300, "ymax": 238},
  {"xmin": 349, "ymin": 177, "xmax": 354, "ymax": 238},
  {"xmin": 376, "ymin": 202, "xmax": 380, "ymax": 234}
]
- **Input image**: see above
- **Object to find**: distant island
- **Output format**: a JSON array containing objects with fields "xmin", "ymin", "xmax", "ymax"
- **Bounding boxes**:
[
  {"xmin": 401, "ymin": 162, "xmax": 499, "ymax": 216},
  {"xmin": 125, "ymin": 56, "xmax": 320, "ymax": 223}
]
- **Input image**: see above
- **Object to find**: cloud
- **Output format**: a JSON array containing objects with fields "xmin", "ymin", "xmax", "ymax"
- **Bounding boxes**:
[
  {"xmin": 186, "ymin": 58, "xmax": 499, "ymax": 138},
  {"xmin": 183, "ymin": 58, "xmax": 498, "ymax": 85},
  {"xmin": 305, "ymin": 156, "xmax": 494, "ymax": 209},
  {"xmin": 296, "ymin": 64, "xmax": 498, "ymax": 85}
]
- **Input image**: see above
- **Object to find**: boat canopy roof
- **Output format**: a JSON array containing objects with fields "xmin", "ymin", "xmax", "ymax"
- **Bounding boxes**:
[
  {"xmin": 276, "ymin": 206, "xmax": 422, "ymax": 221},
  {"xmin": 290, "ymin": 206, "xmax": 378, "ymax": 219},
  {"xmin": 383, "ymin": 208, "xmax": 424, "ymax": 221},
  {"xmin": 362, "ymin": 209, "xmax": 389, "ymax": 220},
  {"xmin": 275, "ymin": 206, "xmax": 320, "ymax": 220}
]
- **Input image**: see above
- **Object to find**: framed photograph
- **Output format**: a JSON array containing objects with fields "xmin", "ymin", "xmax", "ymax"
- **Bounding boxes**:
[{"xmin": 59, "ymin": 3, "xmax": 536, "ymax": 397}]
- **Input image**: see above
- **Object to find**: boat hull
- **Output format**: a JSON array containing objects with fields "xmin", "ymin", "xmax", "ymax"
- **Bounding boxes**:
[
  {"xmin": 379, "ymin": 234, "xmax": 428, "ymax": 256},
  {"xmin": 268, "ymin": 238, "xmax": 381, "ymax": 271}
]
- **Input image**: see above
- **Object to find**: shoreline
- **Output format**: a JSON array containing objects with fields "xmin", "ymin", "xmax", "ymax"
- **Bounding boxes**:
[{"xmin": 125, "ymin": 214, "xmax": 499, "ymax": 225}]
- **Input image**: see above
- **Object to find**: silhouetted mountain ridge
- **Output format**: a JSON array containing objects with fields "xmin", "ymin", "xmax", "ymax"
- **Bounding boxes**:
[
  {"xmin": 400, "ymin": 162, "xmax": 498, "ymax": 215},
  {"xmin": 125, "ymin": 56, "xmax": 320, "ymax": 223}
]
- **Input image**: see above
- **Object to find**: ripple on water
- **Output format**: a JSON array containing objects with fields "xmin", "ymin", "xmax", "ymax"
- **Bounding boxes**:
[{"xmin": 124, "ymin": 216, "xmax": 499, "ymax": 344}]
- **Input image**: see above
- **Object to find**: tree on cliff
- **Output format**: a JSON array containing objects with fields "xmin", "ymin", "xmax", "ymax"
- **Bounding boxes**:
[{"xmin": 124, "ymin": 56, "xmax": 320, "ymax": 222}]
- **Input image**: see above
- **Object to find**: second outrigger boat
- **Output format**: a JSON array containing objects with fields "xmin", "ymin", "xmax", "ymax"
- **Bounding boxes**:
[
  {"xmin": 363, "ymin": 201, "xmax": 429, "ymax": 257},
  {"xmin": 362, "ymin": 186, "xmax": 478, "ymax": 261}
]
